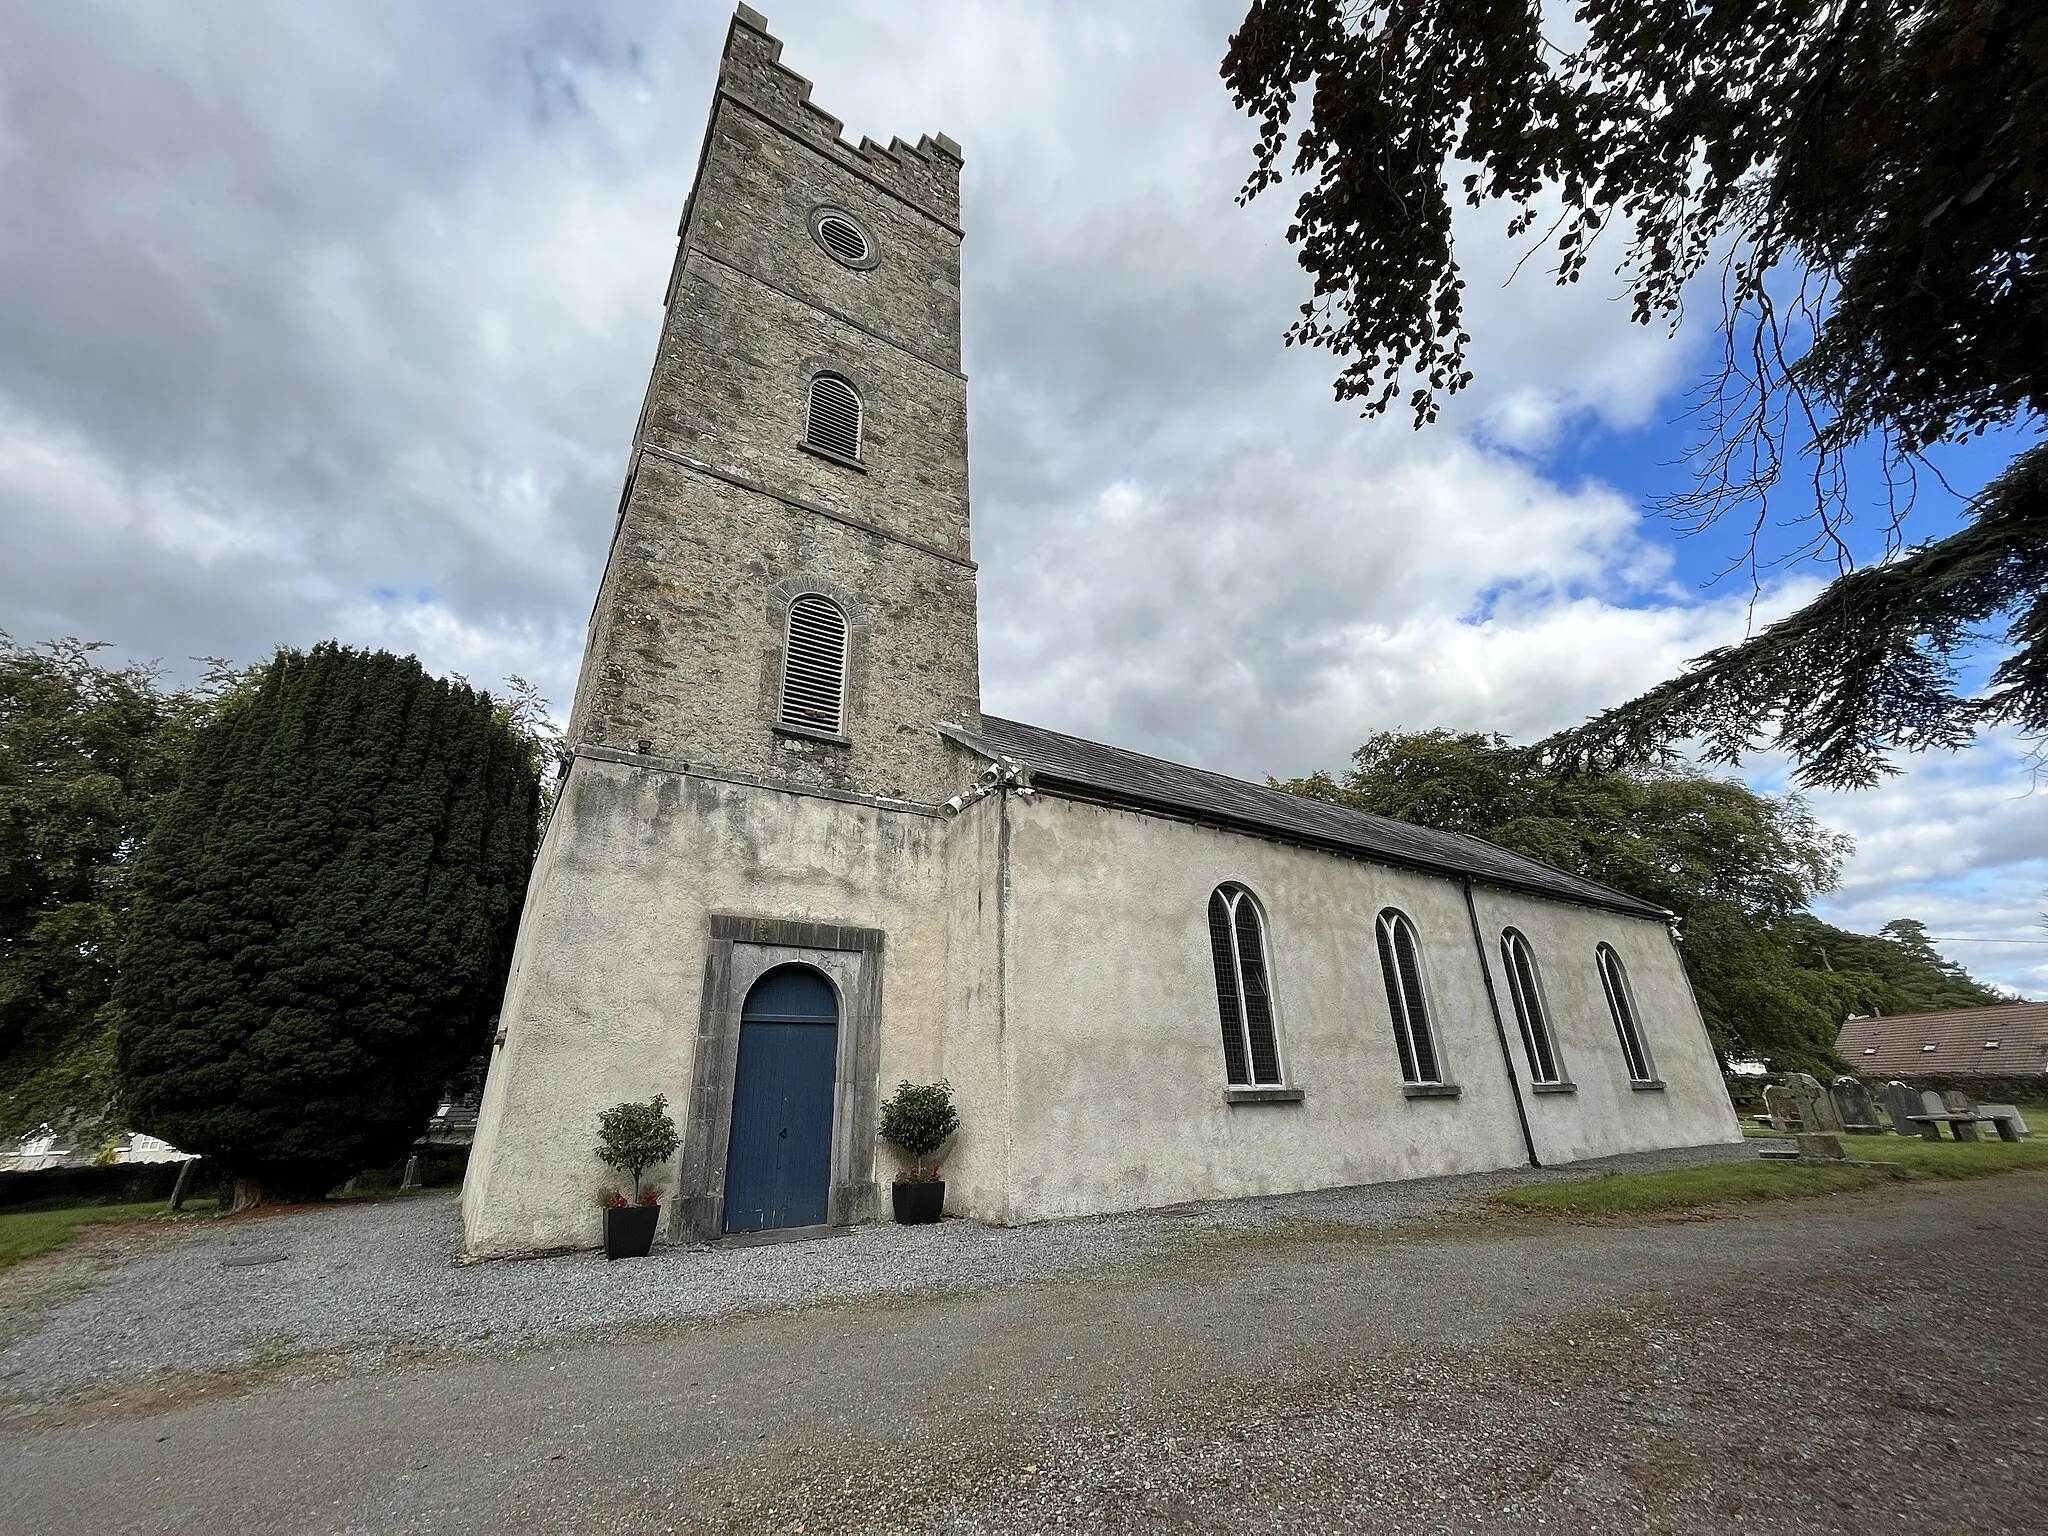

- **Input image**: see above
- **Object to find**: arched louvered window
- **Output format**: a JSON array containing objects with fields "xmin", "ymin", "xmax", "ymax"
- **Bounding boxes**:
[
  {"xmin": 1596, "ymin": 944, "xmax": 1655, "ymax": 1082},
  {"xmin": 1207, "ymin": 884, "xmax": 1283, "ymax": 1086},
  {"xmin": 1375, "ymin": 909, "xmax": 1442, "ymax": 1085},
  {"xmin": 1500, "ymin": 929, "xmax": 1563, "ymax": 1085},
  {"xmin": 805, "ymin": 374, "xmax": 862, "ymax": 461},
  {"xmin": 778, "ymin": 593, "xmax": 849, "ymax": 736}
]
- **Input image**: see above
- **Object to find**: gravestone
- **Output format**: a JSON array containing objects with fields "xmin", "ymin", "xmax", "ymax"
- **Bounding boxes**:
[
  {"xmin": 1830, "ymin": 1076, "xmax": 1884, "ymax": 1134},
  {"xmin": 1881, "ymin": 1081, "xmax": 1937, "ymax": 1140},
  {"xmin": 1763, "ymin": 1083, "xmax": 1803, "ymax": 1133},
  {"xmin": 1796, "ymin": 1133, "xmax": 1847, "ymax": 1161},
  {"xmin": 1941, "ymin": 1090, "xmax": 1983, "ymax": 1143},
  {"xmin": 1786, "ymin": 1073, "xmax": 1843, "ymax": 1133}
]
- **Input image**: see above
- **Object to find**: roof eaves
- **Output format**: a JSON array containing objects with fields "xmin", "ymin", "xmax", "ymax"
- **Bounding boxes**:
[{"xmin": 939, "ymin": 722, "xmax": 1672, "ymax": 923}]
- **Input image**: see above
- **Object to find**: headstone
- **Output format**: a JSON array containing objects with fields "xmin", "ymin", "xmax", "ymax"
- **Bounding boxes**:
[
  {"xmin": 401, "ymin": 1153, "xmax": 422, "ymax": 1190},
  {"xmin": 1940, "ymin": 1090, "xmax": 1983, "ymax": 1143},
  {"xmin": 1763, "ymin": 1083, "xmax": 1803, "ymax": 1134},
  {"xmin": 1882, "ymin": 1081, "xmax": 1938, "ymax": 1141},
  {"xmin": 1786, "ymin": 1073, "xmax": 1842, "ymax": 1133},
  {"xmin": 1796, "ymin": 1133, "xmax": 1847, "ymax": 1161},
  {"xmin": 1830, "ymin": 1076, "xmax": 1883, "ymax": 1134}
]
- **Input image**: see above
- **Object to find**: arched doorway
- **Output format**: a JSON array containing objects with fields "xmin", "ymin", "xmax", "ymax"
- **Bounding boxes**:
[{"xmin": 722, "ymin": 964, "xmax": 839, "ymax": 1233}]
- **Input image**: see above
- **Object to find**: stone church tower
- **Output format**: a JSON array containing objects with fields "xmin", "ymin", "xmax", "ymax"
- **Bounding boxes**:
[
  {"xmin": 462, "ymin": 7, "xmax": 993, "ymax": 1255},
  {"xmin": 567, "ymin": 3, "xmax": 981, "ymax": 804}
]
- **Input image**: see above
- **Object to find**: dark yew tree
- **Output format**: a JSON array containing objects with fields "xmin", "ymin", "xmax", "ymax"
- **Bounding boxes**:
[
  {"xmin": 116, "ymin": 645, "xmax": 540, "ymax": 1206},
  {"xmin": 1276, "ymin": 730, "xmax": 2009, "ymax": 1074},
  {"xmin": 1224, "ymin": 0, "xmax": 2047, "ymax": 787}
]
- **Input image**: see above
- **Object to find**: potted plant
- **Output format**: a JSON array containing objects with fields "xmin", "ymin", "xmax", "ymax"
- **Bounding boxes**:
[
  {"xmin": 595, "ymin": 1094, "xmax": 679, "ymax": 1260},
  {"xmin": 877, "ymin": 1080, "xmax": 957, "ymax": 1224}
]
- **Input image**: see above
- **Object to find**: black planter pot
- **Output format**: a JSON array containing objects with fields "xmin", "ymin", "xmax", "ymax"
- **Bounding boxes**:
[
  {"xmin": 604, "ymin": 1203, "xmax": 660, "ymax": 1260},
  {"xmin": 891, "ymin": 1180, "xmax": 945, "ymax": 1224}
]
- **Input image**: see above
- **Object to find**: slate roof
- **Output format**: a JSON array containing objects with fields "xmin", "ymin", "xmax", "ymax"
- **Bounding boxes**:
[
  {"xmin": 1837, "ymin": 1001, "xmax": 2048, "ymax": 1078},
  {"xmin": 942, "ymin": 715, "xmax": 1673, "ymax": 921}
]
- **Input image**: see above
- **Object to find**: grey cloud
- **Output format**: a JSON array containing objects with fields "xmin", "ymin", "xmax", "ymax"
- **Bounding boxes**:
[{"xmin": 1, "ymin": 0, "xmax": 2032, "ymax": 974}]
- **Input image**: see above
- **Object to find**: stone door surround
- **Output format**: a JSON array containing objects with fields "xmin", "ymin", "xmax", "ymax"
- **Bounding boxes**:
[{"xmin": 674, "ymin": 915, "xmax": 884, "ymax": 1242}]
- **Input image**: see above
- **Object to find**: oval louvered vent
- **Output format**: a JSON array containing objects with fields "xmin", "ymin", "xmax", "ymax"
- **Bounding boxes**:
[
  {"xmin": 805, "ymin": 375, "xmax": 862, "ymax": 461},
  {"xmin": 815, "ymin": 213, "xmax": 870, "ymax": 264},
  {"xmin": 779, "ymin": 594, "xmax": 848, "ymax": 735}
]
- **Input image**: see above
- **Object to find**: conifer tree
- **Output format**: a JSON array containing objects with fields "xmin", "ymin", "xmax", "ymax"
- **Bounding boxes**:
[{"xmin": 116, "ymin": 644, "xmax": 540, "ymax": 1205}]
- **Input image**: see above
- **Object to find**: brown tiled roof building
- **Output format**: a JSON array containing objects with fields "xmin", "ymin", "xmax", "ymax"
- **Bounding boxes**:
[{"xmin": 1837, "ymin": 1001, "xmax": 2048, "ymax": 1077}]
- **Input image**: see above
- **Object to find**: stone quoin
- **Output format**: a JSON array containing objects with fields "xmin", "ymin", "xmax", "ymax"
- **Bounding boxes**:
[{"xmin": 459, "ymin": 5, "xmax": 1742, "ymax": 1259}]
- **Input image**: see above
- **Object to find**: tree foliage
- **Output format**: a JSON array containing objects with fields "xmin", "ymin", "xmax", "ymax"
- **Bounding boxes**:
[
  {"xmin": 115, "ymin": 644, "xmax": 539, "ymax": 1202},
  {"xmin": 1776, "ymin": 915, "xmax": 2007, "ymax": 1015},
  {"xmin": 595, "ymin": 1094, "xmax": 680, "ymax": 1202},
  {"xmin": 877, "ymin": 1080, "xmax": 958, "ymax": 1180},
  {"xmin": 0, "ymin": 636, "xmax": 251, "ymax": 1138},
  {"xmin": 1225, "ymin": 0, "xmax": 2048, "ymax": 785},
  {"xmin": 1277, "ymin": 730, "xmax": 2004, "ymax": 1073},
  {"xmin": 1542, "ymin": 445, "xmax": 2048, "ymax": 786}
]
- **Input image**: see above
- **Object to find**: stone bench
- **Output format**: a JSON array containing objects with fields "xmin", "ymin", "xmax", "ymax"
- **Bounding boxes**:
[{"xmin": 1904, "ymin": 1106, "xmax": 2029, "ymax": 1143}]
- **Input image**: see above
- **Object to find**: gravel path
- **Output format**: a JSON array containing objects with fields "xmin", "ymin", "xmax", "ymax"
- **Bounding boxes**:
[
  {"xmin": 7, "ymin": 1164, "xmax": 2044, "ymax": 1534},
  {"xmin": 0, "ymin": 1141, "xmax": 1752, "ymax": 1408}
]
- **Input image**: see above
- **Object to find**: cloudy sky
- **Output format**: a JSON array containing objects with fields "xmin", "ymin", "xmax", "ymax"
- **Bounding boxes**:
[{"xmin": 2, "ymin": 0, "xmax": 2042, "ymax": 994}]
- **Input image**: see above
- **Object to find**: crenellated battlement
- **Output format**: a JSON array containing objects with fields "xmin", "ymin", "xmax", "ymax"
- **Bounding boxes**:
[{"xmin": 722, "ymin": 6, "xmax": 962, "ymax": 227}]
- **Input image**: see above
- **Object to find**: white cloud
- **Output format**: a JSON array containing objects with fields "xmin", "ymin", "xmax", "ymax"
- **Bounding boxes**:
[
  {"xmin": 0, "ymin": 0, "xmax": 2034, "ymax": 979},
  {"xmin": 1804, "ymin": 735, "xmax": 2048, "ymax": 998}
]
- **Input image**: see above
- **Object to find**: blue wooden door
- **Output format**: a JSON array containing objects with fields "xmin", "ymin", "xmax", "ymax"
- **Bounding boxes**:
[{"xmin": 723, "ymin": 965, "xmax": 839, "ymax": 1233}]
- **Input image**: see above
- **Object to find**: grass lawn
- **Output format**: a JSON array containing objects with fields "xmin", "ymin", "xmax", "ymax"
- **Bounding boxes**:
[
  {"xmin": 1493, "ymin": 1134, "xmax": 2048, "ymax": 1219},
  {"xmin": 0, "ymin": 1198, "xmax": 219, "ymax": 1273}
]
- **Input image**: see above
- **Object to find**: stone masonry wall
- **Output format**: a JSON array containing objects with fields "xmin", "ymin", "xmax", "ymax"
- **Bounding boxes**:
[{"xmin": 566, "ymin": 6, "xmax": 981, "ymax": 807}]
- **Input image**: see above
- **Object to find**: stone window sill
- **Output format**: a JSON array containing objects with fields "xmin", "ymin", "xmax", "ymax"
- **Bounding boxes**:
[
  {"xmin": 1531, "ymin": 1081, "xmax": 1577, "ymax": 1095},
  {"xmin": 1402, "ymin": 1083, "xmax": 1462, "ymax": 1099},
  {"xmin": 1630, "ymin": 1078, "xmax": 1668, "ymax": 1092},
  {"xmin": 774, "ymin": 722, "xmax": 851, "ymax": 748},
  {"xmin": 1225, "ymin": 1086, "xmax": 1305, "ymax": 1105},
  {"xmin": 798, "ymin": 439, "xmax": 868, "ymax": 473}
]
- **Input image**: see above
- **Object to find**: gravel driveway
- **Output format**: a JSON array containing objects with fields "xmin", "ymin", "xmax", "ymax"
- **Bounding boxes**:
[
  {"xmin": 0, "ymin": 1141, "xmax": 1751, "ymax": 1408},
  {"xmin": 4, "ymin": 1160, "xmax": 2044, "ymax": 1534}
]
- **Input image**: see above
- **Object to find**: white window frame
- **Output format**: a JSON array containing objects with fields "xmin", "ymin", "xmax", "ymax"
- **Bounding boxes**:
[
  {"xmin": 1500, "ymin": 928, "xmax": 1566, "ymax": 1085},
  {"xmin": 1376, "ymin": 908, "xmax": 1446, "ymax": 1086},
  {"xmin": 1595, "ymin": 943, "xmax": 1657, "ymax": 1083},
  {"xmin": 1206, "ymin": 883, "xmax": 1286, "ymax": 1088}
]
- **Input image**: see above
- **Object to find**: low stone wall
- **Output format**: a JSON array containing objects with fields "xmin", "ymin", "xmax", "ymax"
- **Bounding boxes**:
[
  {"xmin": 0, "ymin": 1160, "xmax": 217, "ymax": 1213},
  {"xmin": 1878, "ymin": 1072, "xmax": 2048, "ymax": 1105}
]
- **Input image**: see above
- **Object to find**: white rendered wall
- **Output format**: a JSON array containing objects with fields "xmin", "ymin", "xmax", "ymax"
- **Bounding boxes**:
[
  {"xmin": 461, "ymin": 755, "xmax": 959, "ymax": 1258},
  {"xmin": 466, "ymin": 766, "xmax": 1741, "ymax": 1255},
  {"xmin": 1466, "ymin": 883, "xmax": 1741, "ymax": 1165},
  {"xmin": 990, "ymin": 794, "xmax": 1740, "ymax": 1223}
]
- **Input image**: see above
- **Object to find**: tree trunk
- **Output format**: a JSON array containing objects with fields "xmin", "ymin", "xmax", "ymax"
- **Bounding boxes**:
[{"xmin": 231, "ymin": 1176, "xmax": 272, "ymax": 1212}]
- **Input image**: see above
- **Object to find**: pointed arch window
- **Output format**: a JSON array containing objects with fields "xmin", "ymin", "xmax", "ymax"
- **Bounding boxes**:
[
  {"xmin": 1207, "ymin": 884, "xmax": 1283, "ymax": 1086},
  {"xmin": 1376, "ymin": 908, "xmax": 1442, "ymax": 1085},
  {"xmin": 1596, "ymin": 944, "xmax": 1656, "ymax": 1082},
  {"xmin": 778, "ymin": 593, "xmax": 849, "ymax": 736},
  {"xmin": 1500, "ymin": 929, "xmax": 1564, "ymax": 1085},
  {"xmin": 804, "ymin": 374, "xmax": 863, "ymax": 461}
]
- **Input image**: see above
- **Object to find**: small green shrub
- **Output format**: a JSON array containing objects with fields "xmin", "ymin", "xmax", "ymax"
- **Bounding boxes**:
[
  {"xmin": 878, "ymin": 1080, "xmax": 958, "ymax": 1181},
  {"xmin": 595, "ymin": 1095, "xmax": 679, "ymax": 1202}
]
